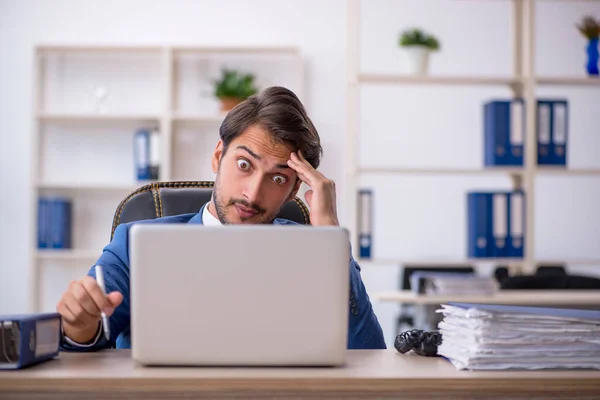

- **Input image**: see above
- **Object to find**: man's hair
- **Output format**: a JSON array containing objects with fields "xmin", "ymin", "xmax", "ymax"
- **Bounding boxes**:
[{"xmin": 219, "ymin": 86, "xmax": 322, "ymax": 169}]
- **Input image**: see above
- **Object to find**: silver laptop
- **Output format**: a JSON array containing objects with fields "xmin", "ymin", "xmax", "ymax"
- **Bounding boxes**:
[{"xmin": 129, "ymin": 224, "xmax": 350, "ymax": 366}]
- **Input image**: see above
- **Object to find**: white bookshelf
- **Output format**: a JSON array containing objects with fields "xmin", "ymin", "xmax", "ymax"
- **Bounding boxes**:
[
  {"xmin": 346, "ymin": 0, "xmax": 600, "ymax": 275},
  {"xmin": 30, "ymin": 45, "xmax": 304, "ymax": 312}
]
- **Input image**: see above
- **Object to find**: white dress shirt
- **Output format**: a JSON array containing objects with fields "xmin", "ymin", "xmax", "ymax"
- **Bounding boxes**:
[{"xmin": 202, "ymin": 202, "xmax": 222, "ymax": 226}]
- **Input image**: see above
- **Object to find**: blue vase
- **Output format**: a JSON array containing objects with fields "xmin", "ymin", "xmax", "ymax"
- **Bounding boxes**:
[{"xmin": 586, "ymin": 38, "xmax": 599, "ymax": 76}]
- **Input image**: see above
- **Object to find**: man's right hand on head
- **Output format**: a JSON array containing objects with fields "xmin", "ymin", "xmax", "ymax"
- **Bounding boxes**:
[{"xmin": 56, "ymin": 276, "xmax": 123, "ymax": 344}]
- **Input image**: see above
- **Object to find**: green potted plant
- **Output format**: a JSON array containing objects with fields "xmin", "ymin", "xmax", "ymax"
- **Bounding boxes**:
[
  {"xmin": 213, "ymin": 68, "xmax": 259, "ymax": 112},
  {"xmin": 576, "ymin": 16, "xmax": 600, "ymax": 76},
  {"xmin": 398, "ymin": 28, "xmax": 440, "ymax": 75}
]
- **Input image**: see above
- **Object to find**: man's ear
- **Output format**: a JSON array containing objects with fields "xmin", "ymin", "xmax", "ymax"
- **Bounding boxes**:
[
  {"xmin": 212, "ymin": 140, "xmax": 224, "ymax": 173},
  {"xmin": 286, "ymin": 179, "xmax": 302, "ymax": 202}
]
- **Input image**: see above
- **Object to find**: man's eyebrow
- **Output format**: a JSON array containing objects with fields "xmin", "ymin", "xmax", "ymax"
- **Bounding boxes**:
[
  {"xmin": 237, "ymin": 145, "xmax": 291, "ymax": 170},
  {"xmin": 237, "ymin": 145, "xmax": 261, "ymax": 160}
]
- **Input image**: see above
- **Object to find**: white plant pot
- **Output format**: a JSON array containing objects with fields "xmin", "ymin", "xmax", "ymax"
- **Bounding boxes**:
[{"xmin": 404, "ymin": 46, "xmax": 430, "ymax": 75}]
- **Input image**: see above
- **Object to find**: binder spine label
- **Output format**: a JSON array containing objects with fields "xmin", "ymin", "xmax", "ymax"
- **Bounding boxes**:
[
  {"xmin": 552, "ymin": 101, "xmax": 567, "ymax": 165},
  {"xmin": 537, "ymin": 102, "xmax": 552, "ymax": 164},
  {"xmin": 510, "ymin": 100, "xmax": 524, "ymax": 162},
  {"xmin": 538, "ymin": 104, "xmax": 551, "ymax": 145},
  {"xmin": 493, "ymin": 193, "xmax": 508, "ymax": 257},
  {"xmin": 510, "ymin": 192, "xmax": 524, "ymax": 257},
  {"xmin": 553, "ymin": 103, "xmax": 567, "ymax": 145}
]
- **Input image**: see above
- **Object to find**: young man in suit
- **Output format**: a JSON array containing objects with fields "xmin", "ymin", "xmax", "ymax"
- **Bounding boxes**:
[{"xmin": 57, "ymin": 86, "xmax": 386, "ymax": 351}]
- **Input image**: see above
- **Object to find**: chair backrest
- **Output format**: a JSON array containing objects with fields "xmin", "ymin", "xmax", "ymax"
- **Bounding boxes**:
[{"xmin": 111, "ymin": 181, "xmax": 310, "ymax": 240}]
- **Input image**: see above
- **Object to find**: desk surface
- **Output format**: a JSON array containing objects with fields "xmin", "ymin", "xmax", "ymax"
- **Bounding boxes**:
[
  {"xmin": 376, "ymin": 289, "xmax": 600, "ymax": 306},
  {"xmin": 1, "ymin": 350, "xmax": 599, "ymax": 399}
]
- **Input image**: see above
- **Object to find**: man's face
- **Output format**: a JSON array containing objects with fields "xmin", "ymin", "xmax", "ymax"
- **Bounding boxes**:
[{"xmin": 211, "ymin": 125, "xmax": 301, "ymax": 224}]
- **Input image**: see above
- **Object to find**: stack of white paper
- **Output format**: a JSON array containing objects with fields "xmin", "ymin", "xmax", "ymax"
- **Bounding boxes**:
[
  {"xmin": 410, "ymin": 272, "xmax": 498, "ymax": 295},
  {"xmin": 436, "ymin": 302, "xmax": 600, "ymax": 370},
  {"xmin": 425, "ymin": 276, "xmax": 498, "ymax": 295}
]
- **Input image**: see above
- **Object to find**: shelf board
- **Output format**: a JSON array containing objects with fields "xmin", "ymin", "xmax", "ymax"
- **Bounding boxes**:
[
  {"xmin": 172, "ymin": 114, "xmax": 225, "ymax": 124},
  {"xmin": 173, "ymin": 46, "xmax": 299, "ymax": 55},
  {"xmin": 537, "ymin": 259, "xmax": 600, "ymax": 266},
  {"xmin": 358, "ymin": 74, "xmax": 521, "ymax": 86},
  {"xmin": 374, "ymin": 290, "xmax": 600, "ymax": 306},
  {"xmin": 536, "ymin": 167, "xmax": 600, "ymax": 176},
  {"xmin": 358, "ymin": 167, "xmax": 600, "ymax": 176},
  {"xmin": 358, "ymin": 167, "xmax": 524, "ymax": 175},
  {"xmin": 38, "ymin": 113, "xmax": 160, "ymax": 123},
  {"xmin": 37, "ymin": 45, "xmax": 299, "ymax": 56},
  {"xmin": 357, "ymin": 258, "xmax": 526, "ymax": 267},
  {"xmin": 536, "ymin": 76, "xmax": 600, "ymax": 86},
  {"xmin": 359, "ymin": 258, "xmax": 600, "ymax": 267},
  {"xmin": 37, "ymin": 249, "xmax": 99, "ymax": 261},
  {"xmin": 37, "ymin": 182, "xmax": 145, "ymax": 191},
  {"xmin": 38, "ymin": 45, "xmax": 162, "ymax": 54},
  {"xmin": 358, "ymin": 74, "xmax": 600, "ymax": 87}
]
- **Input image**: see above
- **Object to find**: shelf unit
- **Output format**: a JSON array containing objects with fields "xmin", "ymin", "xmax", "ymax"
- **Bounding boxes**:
[
  {"xmin": 346, "ymin": 0, "xmax": 600, "ymax": 272},
  {"xmin": 30, "ymin": 45, "xmax": 304, "ymax": 312}
]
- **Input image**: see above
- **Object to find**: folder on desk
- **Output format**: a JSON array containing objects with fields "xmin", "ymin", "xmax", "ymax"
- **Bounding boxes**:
[{"xmin": 0, "ymin": 313, "xmax": 61, "ymax": 370}]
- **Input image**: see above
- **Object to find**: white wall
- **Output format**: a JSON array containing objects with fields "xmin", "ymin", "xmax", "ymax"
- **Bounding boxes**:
[
  {"xmin": 1, "ymin": 0, "xmax": 599, "ymax": 349},
  {"xmin": 0, "ymin": 0, "xmax": 347, "ymax": 315}
]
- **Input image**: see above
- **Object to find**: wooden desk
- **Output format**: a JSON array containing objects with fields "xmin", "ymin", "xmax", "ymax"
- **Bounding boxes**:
[
  {"xmin": 1, "ymin": 350, "xmax": 599, "ymax": 399},
  {"xmin": 376, "ymin": 290, "xmax": 600, "ymax": 308}
]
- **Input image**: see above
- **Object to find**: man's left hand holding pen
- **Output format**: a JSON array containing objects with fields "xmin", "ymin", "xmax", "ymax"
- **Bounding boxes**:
[{"xmin": 56, "ymin": 265, "xmax": 124, "ymax": 345}]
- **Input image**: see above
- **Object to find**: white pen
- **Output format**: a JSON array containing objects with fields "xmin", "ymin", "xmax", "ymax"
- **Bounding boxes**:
[{"xmin": 95, "ymin": 265, "xmax": 111, "ymax": 342}]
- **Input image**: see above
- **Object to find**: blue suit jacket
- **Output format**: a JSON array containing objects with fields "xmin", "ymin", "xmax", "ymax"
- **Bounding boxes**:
[{"xmin": 60, "ymin": 205, "xmax": 386, "ymax": 351}]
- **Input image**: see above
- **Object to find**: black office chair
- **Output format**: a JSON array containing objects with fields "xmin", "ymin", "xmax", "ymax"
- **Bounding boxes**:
[
  {"xmin": 110, "ymin": 181, "xmax": 310, "ymax": 240},
  {"xmin": 494, "ymin": 264, "xmax": 600, "ymax": 290}
]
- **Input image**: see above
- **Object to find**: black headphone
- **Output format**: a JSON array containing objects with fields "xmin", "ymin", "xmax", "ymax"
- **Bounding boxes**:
[{"xmin": 394, "ymin": 329, "xmax": 442, "ymax": 357}]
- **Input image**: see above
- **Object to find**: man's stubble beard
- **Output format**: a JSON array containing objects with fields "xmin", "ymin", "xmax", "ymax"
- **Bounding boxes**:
[{"xmin": 212, "ymin": 168, "xmax": 283, "ymax": 225}]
